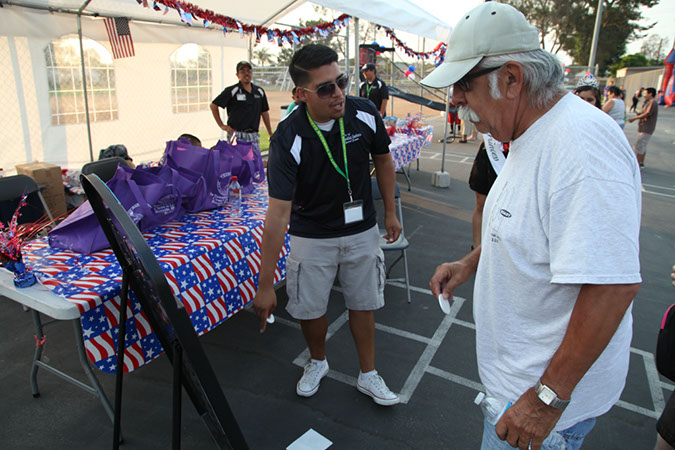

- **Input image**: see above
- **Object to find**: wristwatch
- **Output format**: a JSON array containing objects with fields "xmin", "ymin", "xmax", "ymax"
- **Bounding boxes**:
[{"xmin": 534, "ymin": 380, "xmax": 570, "ymax": 410}]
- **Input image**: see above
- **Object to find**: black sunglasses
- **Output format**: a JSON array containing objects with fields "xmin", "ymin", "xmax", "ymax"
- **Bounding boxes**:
[
  {"xmin": 301, "ymin": 74, "xmax": 349, "ymax": 98},
  {"xmin": 455, "ymin": 65, "xmax": 504, "ymax": 91}
]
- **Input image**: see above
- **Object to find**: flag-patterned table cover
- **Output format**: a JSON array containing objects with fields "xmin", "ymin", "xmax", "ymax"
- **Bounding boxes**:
[
  {"xmin": 389, "ymin": 125, "xmax": 434, "ymax": 171},
  {"xmin": 22, "ymin": 184, "xmax": 289, "ymax": 374}
]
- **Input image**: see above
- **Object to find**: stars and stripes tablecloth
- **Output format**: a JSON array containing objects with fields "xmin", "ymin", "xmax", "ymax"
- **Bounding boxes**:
[
  {"xmin": 23, "ymin": 184, "xmax": 289, "ymax": 374},
  {"xmin": 389, "ymin": 125, "xmax": 434, "ymax": 171}
]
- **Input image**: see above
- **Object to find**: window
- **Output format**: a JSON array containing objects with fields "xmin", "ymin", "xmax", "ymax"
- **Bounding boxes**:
[
  {"xmin": 170, "ymin": 44, "xmax": 212, "ymax": 113},
  {"xmin": 45, "ymin": 36, "xmax": 118, "ymax": 125}
]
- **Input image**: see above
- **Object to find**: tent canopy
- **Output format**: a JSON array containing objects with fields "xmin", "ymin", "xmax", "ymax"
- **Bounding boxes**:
[{"xmin": 6, "ymin": 0, "xmax": 451, "ymax": 42}]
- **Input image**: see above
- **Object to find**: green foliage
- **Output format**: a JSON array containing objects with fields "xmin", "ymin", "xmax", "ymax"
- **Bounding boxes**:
[
  {"xmin": 503, "ymin": 0, "xmax": 659, "ymax": 75},
  {"xmin": 608, "ymin": 53, "xmax": 649, "ymax": 76}
]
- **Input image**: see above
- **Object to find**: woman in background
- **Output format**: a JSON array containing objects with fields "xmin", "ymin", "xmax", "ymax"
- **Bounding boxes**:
[{"xmin": 574, "ymin": 75, "xmax": 602, "ymax": 108}]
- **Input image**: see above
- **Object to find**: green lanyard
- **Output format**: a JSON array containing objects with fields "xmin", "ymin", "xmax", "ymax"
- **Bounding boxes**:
[
  {"xmin": 366, "ymin": 82, "xmax": 373, "ymax": 98},
  {"xmin": 306, "ymin": 109, "xmax": 352, "ymax": 201}
]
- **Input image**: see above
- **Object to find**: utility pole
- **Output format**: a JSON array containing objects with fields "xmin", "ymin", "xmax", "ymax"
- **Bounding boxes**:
[{"xmin": 587, "ymin": 0, "xmax": 603, "ymax": 75}]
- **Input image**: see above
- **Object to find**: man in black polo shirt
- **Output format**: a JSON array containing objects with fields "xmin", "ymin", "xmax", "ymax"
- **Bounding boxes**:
[
  {"xmin": 359, "ymin": 63, "xmax": 389, "ymax": 117},
  {"xmin": 210, "ymin": 61, "xmax": 274, "ymax": 148},
  {"xmin": 253, "ymin": 44, "xmax": 402, "ymax": 406}
]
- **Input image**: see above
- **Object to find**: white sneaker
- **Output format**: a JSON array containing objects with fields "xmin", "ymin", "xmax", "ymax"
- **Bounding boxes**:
[
  {"xmin": 296, "ymin": 360, "xmax": 329, "ymax": 397},
  {"xmin": 357, "ymin": 371, "xmax": 400, "ymax": 406}
]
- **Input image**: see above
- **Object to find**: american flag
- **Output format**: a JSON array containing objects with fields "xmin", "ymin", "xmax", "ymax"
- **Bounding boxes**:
[{"xmin": 104, "ymin": 17, "xmax": 135, "ymax": 59}]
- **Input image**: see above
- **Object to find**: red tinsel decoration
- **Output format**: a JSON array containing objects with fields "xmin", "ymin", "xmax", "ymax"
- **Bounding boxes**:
[
  {"xmin": 377, "ymin": 25, "xmax": 446, "ymax": 63},
  {"xmin": 146, "ymin": 0, "xmax": 350, "ymax": 45}
]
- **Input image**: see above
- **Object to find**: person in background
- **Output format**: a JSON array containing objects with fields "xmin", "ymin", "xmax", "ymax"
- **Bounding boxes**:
[
  {"xmin": 178, "ymin": 133, "xmax": 202, "ymax": 147},
  {"xmin": 603, "ymin": 79, "xmax": 615, "ymax": 103},
  {"xmin": 602, "ymin": 85, "xmax": 626, "ymax": 129},
  {"xmin": 619, "ymin": 84, "xmax": 626, "ymax": 100},
  {"xmin": 628, "ymin": 87, "xmax": 659, "ymax": 168},
  {"xmin": 423, "ymin": 3, "xmax": 641, "ymax": 449},
  {"xmin": 359, "ymin": 63, "xmax": 389, "ymax": 117},
  {"xmin": 469, "ymin": 140, "xmax": 509, "ymax": 249},
  {"xmin": 630, "ymin": 88, "xmax": 643, "ymax": 113},
  {"xmin": 98, "ymin": 144, "xmax": 135, "ymax": 168},
  {"xmin": 285, "ymin": 87, "xmax": 300, "ymax": 117},
  {"xmin": 254, "ymin": 44, "xmax": 402, "ymax": 406},
  {"xmin": 210, "ymin": 61, "xmax": 274, "ymax": 148},
  {"xmin": 574, "ymin": 75, "xmax": 602, "ymax": 108}
]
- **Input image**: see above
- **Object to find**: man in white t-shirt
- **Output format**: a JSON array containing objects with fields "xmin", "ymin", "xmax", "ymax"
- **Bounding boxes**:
[{"xmin": 422, "ymin": 3, "xmax": 641, "ymax": 450}]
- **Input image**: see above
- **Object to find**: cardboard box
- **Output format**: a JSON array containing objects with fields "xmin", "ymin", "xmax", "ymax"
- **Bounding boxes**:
[{"xmin": 15, "ymin": 161, "xmax": 67, "ymax": 218}]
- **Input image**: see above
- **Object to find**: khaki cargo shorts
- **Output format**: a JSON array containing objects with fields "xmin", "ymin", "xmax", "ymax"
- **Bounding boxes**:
[
  {"xmin": 285, "ymin": 225, "xmax": 386, "ymax": 320},
  {"xmin": 634, "ymin": 132, "xmax": 651, "ymax": 155}
]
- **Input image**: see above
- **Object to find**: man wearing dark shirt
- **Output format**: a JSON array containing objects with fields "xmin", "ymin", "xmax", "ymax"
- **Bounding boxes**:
[
  {"xmin": 253, "ymin": 44, "xmax": 402, "ymax": 406},
  {"xmin": 359, "ymin": 63, "xmax": 389, "ymax": 117},
  {"xmin": 628, "ymin": 87, "xmax": 659, "ymax": 168},
  {"xmin": 210, "ymin": 61, "xmax": 273, "ymax": 148}
]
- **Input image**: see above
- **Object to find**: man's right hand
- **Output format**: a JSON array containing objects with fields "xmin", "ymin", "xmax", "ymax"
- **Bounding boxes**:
[
  {"xmin": 253, "ymin": 284, "xmax": 277, "ymax": 333},
  {"xmin": 429, "ymin": 260, "xmax": 475, "ymax": 300}
]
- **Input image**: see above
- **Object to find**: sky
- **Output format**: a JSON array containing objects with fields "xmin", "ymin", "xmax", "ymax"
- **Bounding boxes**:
[
  {"xmin": 277, "ymin": 0, "xmax": 675, "ymax": 66},
  {"xmin": 411, "ymin": 0, "xmax": 675, "ymax": 61}
]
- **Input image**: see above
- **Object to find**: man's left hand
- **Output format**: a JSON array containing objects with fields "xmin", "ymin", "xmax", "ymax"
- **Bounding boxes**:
[
  {"xmin": 495, "ymin": 387, "xmax": 563, "ymax": 450},
  {"xmin": 383, "ymin": 214, "xmax": 402, "ymax": 244}
]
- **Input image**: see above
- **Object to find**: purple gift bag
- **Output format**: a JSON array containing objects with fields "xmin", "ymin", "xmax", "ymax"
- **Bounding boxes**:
[
  {"xmin": 162, "ymin": 155, "xmax": 210, "ymax": 212},
  {"xmin": 49, "ymin": 165, "xmax": 183, "ymax": 253},
  {"xmin": 49, "ymin": 169, "xmax": 150, "ymax": 253},
  {"xmin": 213, "ymin": 140, "xmax": 265, "ymax": 194},
  {"xmin": 164, "ymin": 139, "xmax": 232, "ymax": 209}
]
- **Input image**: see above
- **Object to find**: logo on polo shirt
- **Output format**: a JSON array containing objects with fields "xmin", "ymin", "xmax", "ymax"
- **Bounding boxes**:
[{"xmin": 345, "ymin": 133, "xmax": 362, "ymax": 144}]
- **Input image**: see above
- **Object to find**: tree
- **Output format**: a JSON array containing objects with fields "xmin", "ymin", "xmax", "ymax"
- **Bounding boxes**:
[
  {"xmin": 253, "ymin": 48, "xmax": 274, "ymax": 67},
  {"xmin": 503, "ymin": 0, "xmax": 659, "ymax": 75},
  {"xmin": 608, "ymin": 53, "xmax": 649, "ymax": 76},
  {"xmin": 640, "ymin": 34, "xmax": 667, "ymax": 64},
  {"xmin": 275, "ymin": 47, "xmax": 295, "ymax": 67}
]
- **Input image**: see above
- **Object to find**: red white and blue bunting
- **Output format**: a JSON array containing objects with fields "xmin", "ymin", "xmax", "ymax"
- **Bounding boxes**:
[
  {"xmin": 140, "ymin": 0, "xmax": 350, "ymax": 46},
  {"xmin": 377, "ymin": 26, "xmax": 446, "ymax": 66}
]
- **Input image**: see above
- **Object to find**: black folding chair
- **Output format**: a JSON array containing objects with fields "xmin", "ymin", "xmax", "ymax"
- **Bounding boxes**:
[
  {"xmin": 0, "ymin": 174, "xmax": 54, "ymax": 224},
  {"xmin": 81, "ymin": 157, "xmax": 131, "ymax": 183},
  {"xmin": 81, "ymin": 173, "xmax": 248, "ymax": 450}
]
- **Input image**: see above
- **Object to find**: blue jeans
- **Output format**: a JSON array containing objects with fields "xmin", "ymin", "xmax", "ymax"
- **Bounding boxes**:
[{"xmin": 481, "ymin": 416, "xmax": 596, "ymax": 449}]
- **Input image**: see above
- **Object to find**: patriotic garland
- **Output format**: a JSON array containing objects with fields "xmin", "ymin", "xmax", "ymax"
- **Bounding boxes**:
[
  {"xmin": 141, "ymin": 0, "xmax": 350, "ymax": 46},
  {"xmin": 377, "ymin": 26, "xmax": 446, "ymax": 66}
]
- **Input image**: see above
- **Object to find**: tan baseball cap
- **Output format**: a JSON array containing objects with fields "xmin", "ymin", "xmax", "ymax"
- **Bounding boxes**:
[{"xmin": 421, "ymin": 2, "xmax": 541, "ymax": 89}]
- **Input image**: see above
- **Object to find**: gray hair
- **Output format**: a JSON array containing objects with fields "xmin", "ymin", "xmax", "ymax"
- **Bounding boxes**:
[{"xmin": 477, "ymin": 49, "xmax": 567, "ymax": 110}]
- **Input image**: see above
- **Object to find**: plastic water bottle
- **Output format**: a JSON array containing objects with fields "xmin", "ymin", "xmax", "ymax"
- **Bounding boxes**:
[
  {"xmin": 474, "ymin": 392, "xmax": 566, "ymax": 449},
  {"xmin": 229, "ymin": 176, "xmax": 242, "ymax": 218}
]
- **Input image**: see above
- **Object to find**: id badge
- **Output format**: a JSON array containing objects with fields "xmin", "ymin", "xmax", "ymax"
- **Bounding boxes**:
[
  {"xmin": 236, "ymin": 94, "xmax": 246, "ymax": 101},
  {"xmin": 343, "ymin": 200, "xmax": 364, "ymax": 224}
]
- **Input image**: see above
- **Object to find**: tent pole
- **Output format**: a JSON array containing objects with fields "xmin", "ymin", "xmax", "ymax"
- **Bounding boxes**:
[
  {"xmin": 77, "ymin": 0, "xmax": 94, "ymax": 163},
  {"xmin": 345, "ymin": 20, "xmax": 350, "ymax": 85},
  {"xmin": 390, "ymin": 38, "xmax": 394, "ymax": 117},
  {"xmin": 420, "ymin": 38, "xmax": 425, "ymax": 112},
  {"xmin": 353, "ymin": 17, "xmax": 359, "ymax": 96},
  {"xmin": 441, "ymin": 87, "xmax": 449, "ymax": 173}
]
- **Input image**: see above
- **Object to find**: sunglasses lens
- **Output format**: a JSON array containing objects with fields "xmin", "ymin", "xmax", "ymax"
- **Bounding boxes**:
[
  {"xmin": 337, "ymin": 75, "xmax": 349, "ymax": 90},
  {"xmin": 316, "ymin": 84, "xmax": 335, "ymax": 98}
]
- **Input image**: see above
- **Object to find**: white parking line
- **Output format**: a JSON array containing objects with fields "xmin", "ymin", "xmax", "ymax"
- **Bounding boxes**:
[{"xmin": 278, "ymin": 282, "xmax": 662, "ymax": 419}]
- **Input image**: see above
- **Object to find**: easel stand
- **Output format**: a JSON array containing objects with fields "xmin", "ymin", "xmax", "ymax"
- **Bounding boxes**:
[{"xmin": 111, "ymin": 270, "xmax": 184, "ymax": 450}]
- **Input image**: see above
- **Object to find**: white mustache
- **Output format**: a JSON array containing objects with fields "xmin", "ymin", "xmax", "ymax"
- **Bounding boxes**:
[{"xmin": 458, "ymin": 105, "xmax": 480, "ymax": 123}]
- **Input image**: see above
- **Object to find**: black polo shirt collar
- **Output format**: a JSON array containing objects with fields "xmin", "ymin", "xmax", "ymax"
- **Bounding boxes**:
[{"xmin": 294, "ymin": 96, "xmax": 358, "ymax": 139}]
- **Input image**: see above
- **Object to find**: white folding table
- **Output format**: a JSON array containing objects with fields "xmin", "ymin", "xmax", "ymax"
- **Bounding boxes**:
[{"xmin": 0, "ymin": 268, "xmax": 115, "ymax": 423}]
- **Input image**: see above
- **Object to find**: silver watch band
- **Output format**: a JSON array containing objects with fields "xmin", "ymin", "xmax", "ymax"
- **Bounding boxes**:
[{"xmin": 535, "ymin": 380, "xmax": 570, "ymax": 410}]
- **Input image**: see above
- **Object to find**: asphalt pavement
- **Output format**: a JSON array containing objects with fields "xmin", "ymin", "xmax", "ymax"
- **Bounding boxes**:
[{"xmin": 1, "ymin": 104, "xmax": 674, "ymax": 449}]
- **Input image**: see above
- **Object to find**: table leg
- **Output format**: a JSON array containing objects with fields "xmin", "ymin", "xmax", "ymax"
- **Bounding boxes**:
[
  {"xmin": 30, "ymin": 309, "xmax": 44, "ymax": 397},
  {"xmin": 28, "ymin": 309, "xmax": 116, "ymax": 426}
]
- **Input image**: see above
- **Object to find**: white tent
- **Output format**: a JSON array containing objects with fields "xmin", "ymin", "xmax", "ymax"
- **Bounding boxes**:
[{"xmin": 0, "ymin": 0, "xmax": 450, "ymax": 172}]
